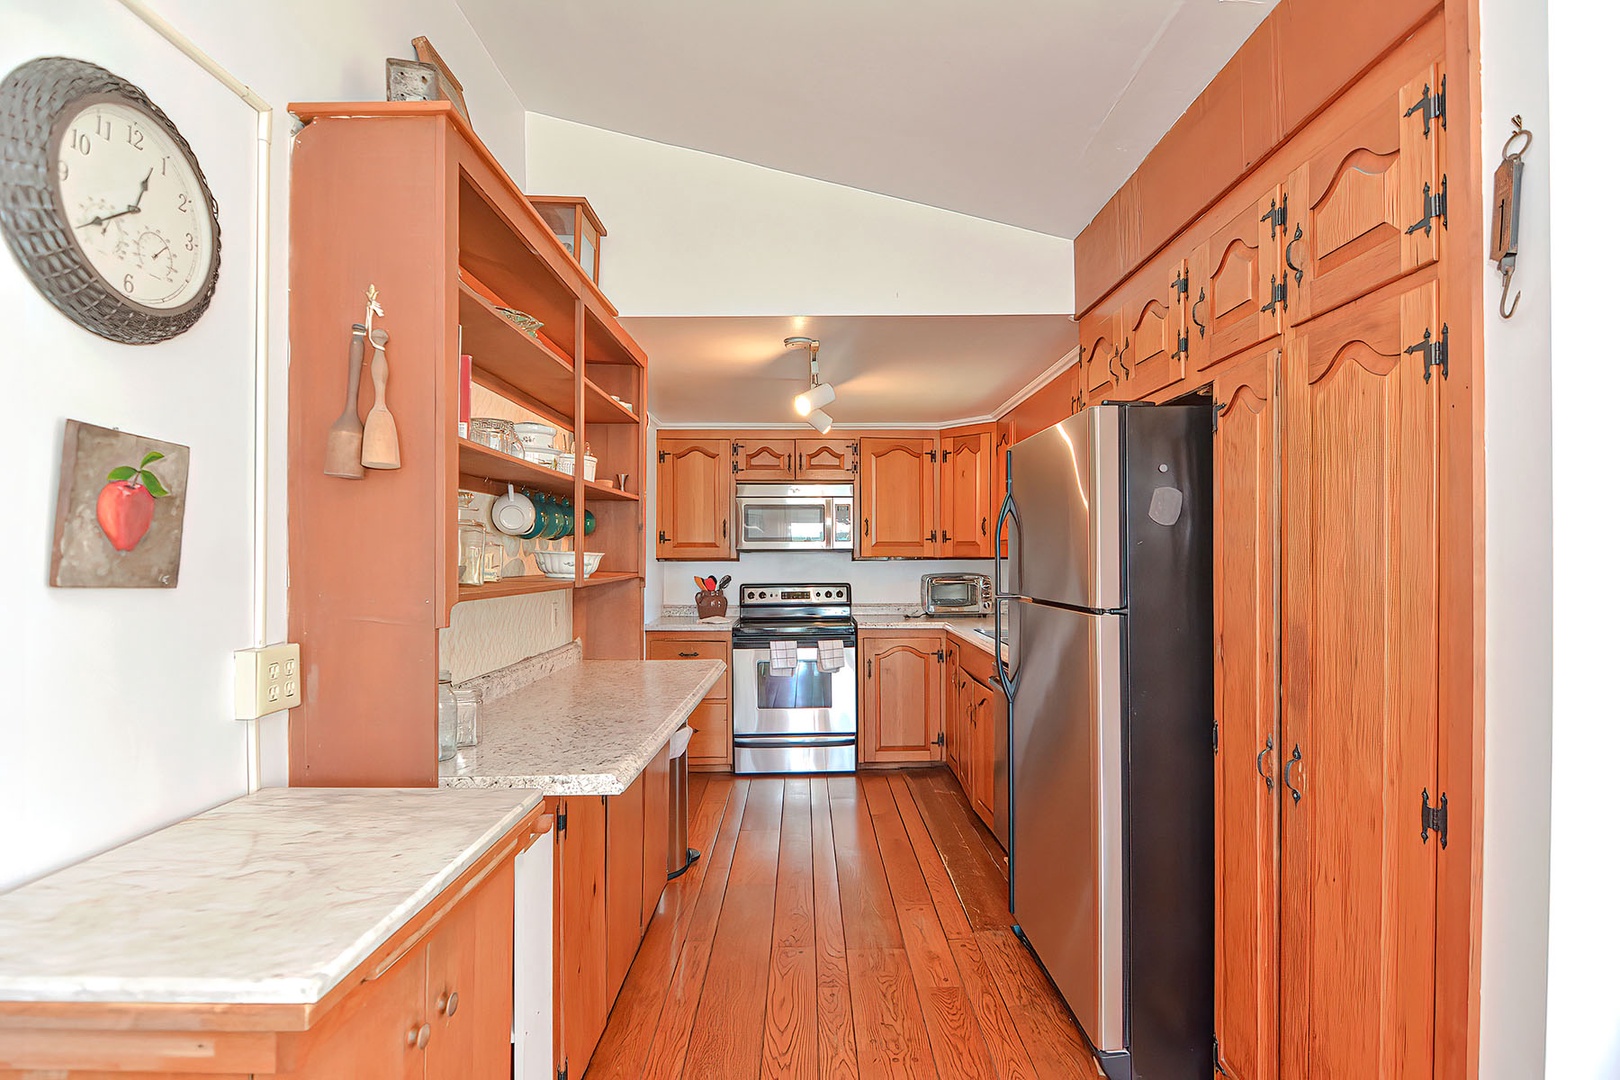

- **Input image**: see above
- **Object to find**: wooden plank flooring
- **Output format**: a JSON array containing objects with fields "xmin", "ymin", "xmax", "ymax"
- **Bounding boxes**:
[{"xmin": 583, "ymin": 769, "xmax": 1101, "ymax": 1079}]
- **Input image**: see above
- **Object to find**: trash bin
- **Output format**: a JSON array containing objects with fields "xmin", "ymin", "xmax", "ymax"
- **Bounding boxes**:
[{"xmin": 667, "ymin": 725, "xmax": 700, "ymax": 878}]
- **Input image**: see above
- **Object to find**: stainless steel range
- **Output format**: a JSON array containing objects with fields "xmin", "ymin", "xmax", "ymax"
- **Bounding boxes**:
[{"xmin": 731, "ymin": 583, "xmax": 858, "ymax": 774}]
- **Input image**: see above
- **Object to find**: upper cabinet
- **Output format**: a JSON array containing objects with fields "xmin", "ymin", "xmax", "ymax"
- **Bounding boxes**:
[
  {"xmin": 656, "ymin": 437, "xmax": 734, "ymax": 561},
  {"xmin": 796, "ymin": 438, "xmax": 859, "ymax": 481},
  {"xmin": 941, "ymin": 424, "xmax": 994, "ymax": 558},
  {"xmin": 1115, "ymin": 257, "xmax": 1191, "ymax": 398},
  {"xmin": 1188, "ymin": 184, "xmax": 1285, "ymax": 375},
  {"xmin": 732, "ymin": 438, "xmax": 795, "ymax": 480},
  {"xmin": 1286, "ymin": 62, "xmax": 1446, "ymax": 323},
  {"xmin": 859, "ymin": 437, "xmax": 938, "ymax": 559},
  {"xmin": 733, "ymin": 437, "xmax": 858, "ymax": 482},
  {"xmin": 1004, "ymin": 362, "xmax": 1080, "ymax": 445},
  {"xmin": 1079, "ymin": 308, "xmax": 1123, "ymax": 404}
]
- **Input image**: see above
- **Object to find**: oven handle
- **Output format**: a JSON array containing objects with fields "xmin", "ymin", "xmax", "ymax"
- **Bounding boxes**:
[{"xmin": 733, "ymin": 735, "xmax": 858, "ymax": 749}]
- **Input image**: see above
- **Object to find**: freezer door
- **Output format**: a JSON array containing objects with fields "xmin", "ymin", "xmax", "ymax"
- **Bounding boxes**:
[
  {"xmin": 1007, "ymin": 407, "xmax": 1123, "ymax": 610},
  {"xmin": 1009, "ymin": 598, "xmax": 1125, "ymax": 1053}
]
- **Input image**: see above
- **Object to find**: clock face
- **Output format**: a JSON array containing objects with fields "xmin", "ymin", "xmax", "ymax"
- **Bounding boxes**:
[{"xmin": 52, "ymin": 98, "xmax": 215, "ymax": 311}]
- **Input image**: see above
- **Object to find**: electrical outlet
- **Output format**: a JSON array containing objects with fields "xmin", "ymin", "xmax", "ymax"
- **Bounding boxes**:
[{"xmin": 234, "ymin": 643, "xmax": 302, "ymax": 720}]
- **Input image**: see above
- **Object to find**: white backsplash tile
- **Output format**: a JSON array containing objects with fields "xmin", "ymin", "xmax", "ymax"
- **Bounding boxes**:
[{"xmin": 440, "ymin": 591, "xmax": 573, "ymax": 682}]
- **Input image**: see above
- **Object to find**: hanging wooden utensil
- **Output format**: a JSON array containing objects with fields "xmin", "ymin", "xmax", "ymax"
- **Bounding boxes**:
[
  {"xmin": 323, "ymin": 323, "xmax": 367, "ymax": 479},
  {"xmin": 361, "ymin": 327, "xmax": 400, "ymax": 469}
]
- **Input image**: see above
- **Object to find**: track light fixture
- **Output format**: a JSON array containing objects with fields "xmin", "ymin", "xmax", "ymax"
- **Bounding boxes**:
[{"xmin": 786, "ymin": 336, "xmax": 836, "ymax": 426}]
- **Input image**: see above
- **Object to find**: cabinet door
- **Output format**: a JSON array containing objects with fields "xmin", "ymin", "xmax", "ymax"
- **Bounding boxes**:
[
  {"xmin": 1078, "ymin": 309, "xmax": 1122, "ymax": 404},
  {"xmin": 425, "ymin": 860, "xmax": 515, "ymax": 1080},
  {"xmin": 1116, "ymin": 259, "xmax": 1189, "ymax": 399},
  {"xmin": 1287, "ymin": 61, "xmax": 1445, "ymax": 323},
  {"xmin": 859, "ymin": 634, "xmax": 943, "ymax": 763},
  {"xmin": 733, "ymin": 438, "xmax": 796, "ymax": 480},
  {"xmin": 858, "ymin": 438, "xmax": 937, "ymax": 558},
  {"xmin": 941, "ymin": 425, "xmax": 993, "ymax": 558},
  {"xmin": 1188, "ymin": 186, "xmax": 1284, "ymax": 373},
  {"xmin": 1279, "ymin": 278, "xmax": 1440, "ymax": 1079},
  {"xmin": 556, "ymin": 795, "xmax": 608, "ymax": 1080},
  {"xmin": 943, "ymin": 645, "xmax": 963, "ymax": 778},
  {"xmin": 288, "ymin": 944, "xmax": 428, "ymax": 1080},
  {"xmin": 656, "ymin": 438, "xmax": 734, "ymax": 560},
  {"xmin": 795, "ymin": 438, "xmax": 858, "ymax": 480},
  {"xmin": 606, "ymin": 775, "xmax": 645, "ymax": 1002},
  {"xmin": 685, "ymin": 700, "xmax": 732, "ymax": 767},
  {"xmin": 968, "ymin": 679, "xmax": 996, "ymax": 828},
  {"xmin": 1212, "ymin": 344, "xmax": 1281, "ymax": 1080},
  {"xmin": 642, "ymin": 743, "xmax": 671, "ymax": 928}
]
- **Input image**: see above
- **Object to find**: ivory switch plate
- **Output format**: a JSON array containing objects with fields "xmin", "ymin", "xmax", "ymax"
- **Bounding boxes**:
[{"xmin": 234, "ymin": 643, "xmax": 303, "ymax": 719}]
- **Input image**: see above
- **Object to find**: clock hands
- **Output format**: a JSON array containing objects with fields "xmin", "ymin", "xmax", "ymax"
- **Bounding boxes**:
[{"xmin": 76, "ymin": 169, "xmax": 154, "ymax": 232}]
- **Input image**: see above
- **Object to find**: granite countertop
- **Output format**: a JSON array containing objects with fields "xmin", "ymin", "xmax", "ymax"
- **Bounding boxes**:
[
  {"xmin": 645, "ymin": 614, "xmax": 736, "ymax": 631},
  {"xmin": 0, "ymin": 788, "xmax": 543, "ymax": 1005},
  {"xmin": 441, "ymin": 659, "xmax": 724, "ymax": 794},
  {"xmin": 853, "ymin": 611, "xmax": 1001, "ymax": 656}
]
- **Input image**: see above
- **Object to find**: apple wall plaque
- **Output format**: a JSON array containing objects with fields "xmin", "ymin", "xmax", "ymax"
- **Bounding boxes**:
[{"xmin": 50, "ymin": 419, "xmax": 190, "ymax": 588}]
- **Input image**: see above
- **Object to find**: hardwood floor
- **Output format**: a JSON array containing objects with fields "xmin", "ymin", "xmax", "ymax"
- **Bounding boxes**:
[{"xmin": 584, "ymin": 769, "xmax": 1101, "ymax": 1079}]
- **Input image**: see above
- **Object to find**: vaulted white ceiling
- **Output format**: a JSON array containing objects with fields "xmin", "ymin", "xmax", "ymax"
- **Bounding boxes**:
[{"xmin": 459, "ymin": 0, "xmax": 1275, "ymax": 238}]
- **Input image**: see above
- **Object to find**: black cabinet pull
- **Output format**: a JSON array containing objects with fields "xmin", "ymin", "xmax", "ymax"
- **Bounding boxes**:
[
  {"xmin": 981, "ymin": 516, "xmax": 988, "ymax": 536},
  {"xmin": 1256, "ymin": 734, "xmax": 1275, "ymax": 792},
  {"xmin": 679, "ymin": 650, "xmax": 698, "ymax": 658},
  {"xmin": 721, "ymin": 519, "xmax": 728, "ymax": 539},
  {"xmin": 1283, "ymin": 744, "xmax": 1303, "ymax": 804}
]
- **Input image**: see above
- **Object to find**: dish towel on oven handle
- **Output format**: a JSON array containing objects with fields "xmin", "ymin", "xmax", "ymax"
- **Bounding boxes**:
[
  {"xmin": 816, "ymin": 639, "xmax": 845, "ymax": 673},
  {"xmin": 769, "ymin": 640, "xmax": 798, "ymax": 677}
]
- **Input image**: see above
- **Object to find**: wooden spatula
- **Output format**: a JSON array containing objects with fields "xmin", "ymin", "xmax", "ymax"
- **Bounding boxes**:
[
  {"xmin": 361, "ymin": 328, "xmax": 400, "ymax": 470},
  {"xmin": 323, "ymin": 323, "xmax": 367, "ymax": 479}
]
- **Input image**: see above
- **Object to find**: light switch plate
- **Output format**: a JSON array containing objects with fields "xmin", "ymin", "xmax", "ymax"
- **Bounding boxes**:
[{"xmin": 234, "ymin": 643, "xmax": 302, "ymax": 720}]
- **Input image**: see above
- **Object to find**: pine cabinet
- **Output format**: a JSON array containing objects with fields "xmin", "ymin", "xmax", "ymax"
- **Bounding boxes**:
[
  {"xmin": 1116, "ymin": 257, "xmax": 1192, "ymax": 398},
  {"xmin": 857, "ymin": 437, "xmax": 938, "ymax": 558},
  {"xmin": 1004, "ymin": 362, "xmax": 1080, "ymax": 444},
  {"xmin": 655, "ymin": 437, "xmax": 735, "ymax": 561},
  {"xmin": 1079, "ymin": 308, "xmax": 1122, "ymax": 404},
  {"xmin": 1285, "ymin": 62, "xmax": 1446, "ymax": 324},
  {"xmin": 645, "ymin": 631, "xmax": 732, "ymax": 768},
  {"xmin": 1212, "ymin": 344, "xmax": 1281, "ymax": 1080},
  {"xmin": 605, "ymin": 775, "xmax": 645, "ymax": 1001},
  {"xmin": 1187, "ymin": 185, "xmax": 1285, "ymax": 376},
  {"xmin": 796, "ymin": 438, "xmax": 859, "ymax": 480},
  {"xmin": 941, "ymin": 424, "xmax": 994, "ymax": 558},
  {"xmin": 732, "ymin": 438, "xmax": 795, "ymax": 480},
  {"xmin": 859, "ymin": 632, "xmax": 943, "ymax": 763},
  {"xmin": 944, "ymin": 640, "xmax": 1003, "ymax": 834},
  {"xmin": 555, "ymin": 794, "xmax": 607, "ymax": 1080},
  {"xmin": 1277, "ymin": 276, "xmax": 1441, "ymax": 1080}
]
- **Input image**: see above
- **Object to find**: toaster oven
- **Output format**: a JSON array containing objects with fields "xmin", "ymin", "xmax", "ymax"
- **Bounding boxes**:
[{"xmin": 922, "ymin": 573, "xmax": 993, "ymax": 615}]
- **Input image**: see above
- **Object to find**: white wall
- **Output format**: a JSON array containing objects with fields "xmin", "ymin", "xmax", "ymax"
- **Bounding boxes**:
[
  {"xmin": 1476, "ymin": 0, "xmax": 1554, "ymax": 1075},
  {"xmin": 0, "ymin": 0, "xmax": 525, "ymax": 890},
  {"xmin": 524, "ymin": 113, "xmax": 1073, "ymax": 319},
  {"xmin": 1544, "ymin": 2, "xmax": 1620, "ymax": 1075}
]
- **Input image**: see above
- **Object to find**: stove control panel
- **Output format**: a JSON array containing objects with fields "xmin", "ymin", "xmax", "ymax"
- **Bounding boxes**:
[{"xmin": 739, "ymin": 583, "xmax": 851, "ymax": 606}]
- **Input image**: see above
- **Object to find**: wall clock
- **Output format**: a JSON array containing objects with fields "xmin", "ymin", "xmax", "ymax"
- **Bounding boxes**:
[{"xmin": 0, "ymin": 57, "xmax": 221, "ymax": 344}]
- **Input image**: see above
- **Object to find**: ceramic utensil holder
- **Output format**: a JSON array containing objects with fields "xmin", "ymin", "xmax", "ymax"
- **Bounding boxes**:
[{"xmin": 695, "ymin": 592, "xmax": 727, "ymax": 619}]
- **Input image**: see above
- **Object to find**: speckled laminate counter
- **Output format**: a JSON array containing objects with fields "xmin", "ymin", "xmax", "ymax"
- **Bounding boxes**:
[
  {"xmin": 854, "ymin": 613, "xmax": 1001, "ymax": 656},
  {"xmin": 440, "ymin": 659, "xmax": 725, "ymax": 793},
  {"xmin": 645, "ymin": 614, "xmax": 736, "ymax": 631},
  {"xmin": 0, "ymin": 787, "xmax": 543, "ymax": 1004}
]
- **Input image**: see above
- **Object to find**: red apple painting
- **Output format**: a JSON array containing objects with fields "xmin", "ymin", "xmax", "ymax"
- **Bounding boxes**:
[
  {"xmin": 97, "ymin": 452, "xmax": 170, "ymax": 552},
  {"xmin": 51, "ymin": 421, "xmax": 190, "ymax": 588}
]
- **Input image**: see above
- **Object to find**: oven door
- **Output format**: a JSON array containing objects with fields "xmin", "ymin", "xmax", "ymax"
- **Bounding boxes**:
[
  {"xmin": 732, "ymin": 645, "xmax": 858, "ymax": 737},
  {"xmin": 927, "ymin": 577, "xmax": 988, "ymax": 613}
]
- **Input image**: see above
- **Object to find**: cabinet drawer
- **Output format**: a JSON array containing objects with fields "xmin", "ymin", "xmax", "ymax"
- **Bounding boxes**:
[
  {"xmin": 646, "ymin": 637, "xmax": 730, "ymax": 702},
  {"xmin": 686, "ymin": 702, "xmax": 732, "ymax": 764}
]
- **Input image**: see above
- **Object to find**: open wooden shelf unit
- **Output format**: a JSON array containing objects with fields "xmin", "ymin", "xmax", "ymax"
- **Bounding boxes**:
[{"xmin": 287, "ymin": 101, "xmax": 648, "ymax": 788}]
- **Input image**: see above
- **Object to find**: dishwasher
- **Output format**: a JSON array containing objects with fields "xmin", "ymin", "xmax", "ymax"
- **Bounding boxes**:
[{"xmin": 667, "ymin": 725, "xmax": 699, "ymax": 877}]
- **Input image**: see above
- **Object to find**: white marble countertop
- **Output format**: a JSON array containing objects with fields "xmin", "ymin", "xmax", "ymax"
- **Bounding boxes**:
[
  {"xmin": 0, "ymin": 787, "xmax": 542, "ymax": 1005},
  {"xmin": 440, "ymin": 660, "xmax": 725, "ymax": 794}
]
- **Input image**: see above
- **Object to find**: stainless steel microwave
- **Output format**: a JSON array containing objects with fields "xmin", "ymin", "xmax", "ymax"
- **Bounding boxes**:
[
  {"xmin": 736, "ymin": 483, "xmax": 855, "ymax": 551},
  {"xmin": 922, "ymin": 572, "xmax": 993, "ymax": 615}
]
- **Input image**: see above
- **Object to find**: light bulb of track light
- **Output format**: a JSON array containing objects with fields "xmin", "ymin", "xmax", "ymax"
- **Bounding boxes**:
[
  {"xmin": 793, "ymin": 381, "xmax": 836, "ymax": 416},
  {"xmin": 807, "ymin": 409, "xmax": 833, "ymax": 434}
]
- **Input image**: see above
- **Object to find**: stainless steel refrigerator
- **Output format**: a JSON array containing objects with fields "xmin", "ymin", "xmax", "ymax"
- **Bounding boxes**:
[{"xmin": 993, "ymin": 403, "xmax": 1213, "ymax": 1080}]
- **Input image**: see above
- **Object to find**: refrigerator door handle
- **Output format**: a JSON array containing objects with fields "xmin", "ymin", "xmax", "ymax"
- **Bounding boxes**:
[{"xmin": 993, "ymin": 450, "xmax": 1022, "ymax": 702}]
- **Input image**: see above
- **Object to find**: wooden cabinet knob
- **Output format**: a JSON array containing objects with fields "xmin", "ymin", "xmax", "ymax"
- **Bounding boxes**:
[
  {"xmin": 437, "ymin": 990, "xmax": 459, "ymax": 1017},
  {"xmin": 406, "ymin": 1022, "xmax": 432, "ymax": 1048}
]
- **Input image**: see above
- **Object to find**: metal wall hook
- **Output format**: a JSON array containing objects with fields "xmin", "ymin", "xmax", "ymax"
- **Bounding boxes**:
[
  {"xmin": 1500, "ymin": 262, "xmax": 1521, "ymax": 319},
  {"xmin": 1502, "ymin": 115, "xmax": 1532, "ymax": 162}
]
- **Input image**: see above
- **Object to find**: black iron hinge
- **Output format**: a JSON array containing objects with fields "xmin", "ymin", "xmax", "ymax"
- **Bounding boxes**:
[
  {"xmin": 1172, "ymin": 328, "xmax": 1190, "ymax": 364},
  {"xmin": 657, "ymin": 450, "xmax": 668, "ymax": 463},
  {"xmin": 934, "ymin": 731, "xmax": 945, "ymax": 747},
  {"xmin": 942, "ymin": 449, "xmax": 951, "ymax": 461},
  {"xmin": 1214, "ymin": 1037, "xmax": 1229, "ymax": 1075},
  {"xmin": 1404, "ymin": 76, "xmax": 1447, "ymax": 137},
  {"xmin": 1260, "ymin": 194, "xmax": 1289, "ymax": 238},
  {"xmin": 558, "ymin": 1059, "xmax": 568, "ymax": 1080},
  {"xmin": 1405, "ymin": 323, "xmax": 1451, "ymax": 383},
  {"xmin": 1406, "ymin": 175, "xmax": 1449, "ymax": 236},
  {"xmin": 1421, "ymin": 789, "xmax": 1449, "ymax": 849},
  {"xmin": 1171, "ymin": 268, "xmax": 1190, "ymax": 298},
  {"xmin": 1260, "ymin": 274, "xmax": 1288, "ymax": 316},
  {"xmin": 1212, "ymin": 721, "xmax": 1220, "ymax": 754},
  {"xmin": 928, "ymin": 449, "xmax": 938, "ymax": 463},
  {"xmin": 934, "ymin": 649, "xmax": 946, "ymax": 663},
  {"xmin": 557, "ymin": 802, "xmax": 568, "ymax": 836}
]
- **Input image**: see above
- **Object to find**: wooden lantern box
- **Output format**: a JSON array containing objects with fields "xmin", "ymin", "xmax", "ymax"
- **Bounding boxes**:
[{"xmin": 528, "ymin": 196, "xmax": 606, "ymax": 285}]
